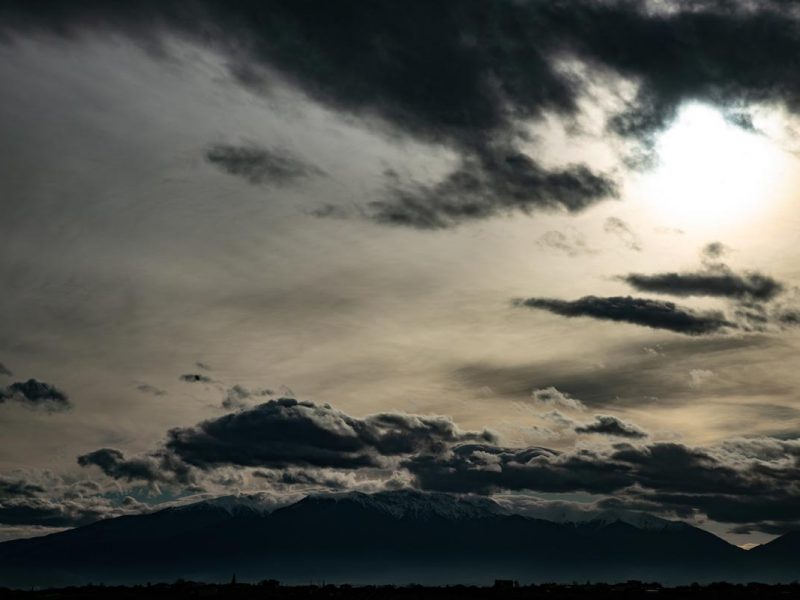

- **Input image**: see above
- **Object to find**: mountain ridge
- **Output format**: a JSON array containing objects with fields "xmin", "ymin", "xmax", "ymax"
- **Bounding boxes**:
[{"xmin": 0, "ymin": 489, "xmax": 791, "ymax": 587}]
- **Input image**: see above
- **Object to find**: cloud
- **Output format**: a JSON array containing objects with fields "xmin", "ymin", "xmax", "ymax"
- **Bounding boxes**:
[
  {"xmin": 370, "ymin": 151, "xmax": 617, "ymax": 229},
  {"xmin": 574, "ymin": 415, "xmax": 648, "ymax": 439},
  {"xmin": 205, "ymin": 143, "xmax": 323, "ymax": 187},
  {"xmin": 456, "ymin": 335, "xmax": 787, "ymax": 408},
  {"xmin": 135, "ymin": 383, "xmax": 167, "ymax": 397},
  {"xmin": 702, "ymin": 242, "xmax": 731, "ymax": 261},
  {"xmin": 251, "ymin": 467, "xmax": 401, "ymax": 494},
  {"xmin": 0, "ymin": 473, "xmax": 148, "ymax": 528},
  {"xmin": 537, "ymin": 230, "xmax": 594, "ymax": 257},
  {"xmin": 604, "ymin": 217, "xmax": 642, "ymax": 251},
  {"xmin": 77, "ymin": 449, "xmax": 163, "ymax": 483},
  {"xmin": 531, "ymin": 387, "xmax": 586, "ymax": 411},
  {"xmin": 405, "ymin": 444, "xmax": 631, "ymax": 496},
  {"xmin": 540, "ymin": 410, "xmax": 577, "ymax": 429},
  {"xmin": 165, "ymin": 398, "xmax": 496, "ymax": 470},
  {"xmin": 8, "ymin": 2, "xmax": 800, "ymax": 226},
  {"xmin": 0, "ymin": 476, "xmax": 45, "ymax": 500},
  {"xmin": 0, "ymin": 379, "xmax": 71, "ymax": 412},
  {"xmin": 689, "ymin": 369, "xmax": 715, "ymax": 388},
  {"xmin": 620, "ymin": 269, "xmax": 784, "ymax": 301},
  {"xmin": 77, "ymin": 448, "xmax": 193, "ymax": 486},
  {"xmin": 401, "ymin": 436, "xmax": 800, "ymax": 533},
  {"xmin": 0, "ymin": 362, "xmax": 11, "ymax": 377},
  {"xmin": 221, "ymin": 384, "xmax": 274, "ymax": 410},
  {"xmin": 515, "ymin": 295, "xmax": 733, "ymax": 335},
  {"xmin": 3, "ymin": 2, "xmax": 800, "ymax": 146},
  {"xmin": 60, "ymin": 392, "xmax": 800, "ymax": 534},
  {"xmin": 723, "ymin": 111, "xmax": 758, "ymax": 133},
  {"xmin": 179, "ymin": 373, "xmax": 213, "ymax": 383}
]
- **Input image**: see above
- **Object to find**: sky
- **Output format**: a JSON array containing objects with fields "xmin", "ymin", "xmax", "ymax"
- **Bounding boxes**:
[{"xmin": 3, "ymin": 0, "xmax": 800, "ymax": 549}]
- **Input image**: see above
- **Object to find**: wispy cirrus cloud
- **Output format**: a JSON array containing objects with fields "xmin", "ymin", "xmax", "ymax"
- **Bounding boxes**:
[{"xmin": 205, "ymin": 143, "xmax": 324, "ymax": 187}]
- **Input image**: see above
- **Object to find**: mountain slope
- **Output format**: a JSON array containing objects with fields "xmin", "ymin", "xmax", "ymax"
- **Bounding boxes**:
[{"xmin": 0, "ymin": 490, "xmax": 763, "ymax": 587}]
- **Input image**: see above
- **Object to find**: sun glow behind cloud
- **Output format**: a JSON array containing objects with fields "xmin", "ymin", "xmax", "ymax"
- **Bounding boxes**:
[{"xmin": 640, "ymin": 103, "xmax": 787, "ymax": 228}]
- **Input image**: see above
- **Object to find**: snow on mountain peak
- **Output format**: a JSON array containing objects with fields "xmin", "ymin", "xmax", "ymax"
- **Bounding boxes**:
[{"xmin": 306, "ymin": 489, "xmax": 505, "ymax": 520}]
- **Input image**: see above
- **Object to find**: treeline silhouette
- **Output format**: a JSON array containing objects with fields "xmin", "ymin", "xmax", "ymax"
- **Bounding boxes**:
[{"xmin": 3, "ymin": 580, "xmax": 800, "ymax": 600}]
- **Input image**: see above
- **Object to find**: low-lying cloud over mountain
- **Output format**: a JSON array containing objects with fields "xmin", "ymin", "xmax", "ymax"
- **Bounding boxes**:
[{"xmin": 60, "ymin": 395, "xmax": 800, "ymax": 536}]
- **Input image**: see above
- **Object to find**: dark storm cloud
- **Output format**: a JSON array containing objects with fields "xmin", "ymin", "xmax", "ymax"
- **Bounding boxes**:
[
  {"xmin": 22, "ymin": 1, "xmax": 800, "ymax": 225},
  {"xmin": 515, "ymin": 295, "xmax": 733, "ymax": 335},
  {"xmin": 179, "ymin": 373, "xmax": 213, "ymax": 383},
  {"xmin": 402, "ymin": 436, "xmax": 800, "ymax": 533},
  {"xmin": 5, "ymin": 1, "xmax": 800, "ymax": 226},
  {"xmin": 0, "ymin": 362, "xmax": 11, "ymax": 377},
  {"xmin": 77, "ymin": 448, "xmax": 194, "ymax": 486},
  {"xmin": 77, "ymin": 449, "xmax": 164, "ymax": 484},
  {"xmin": 6, "ymin": 0, "xmax": 797, "ymax": 147},
  {"xmin": 405, "ymin": 444, "xmax": 632, "ymax": 496},
  {"xmin": 621, "ymin": 269, "xmax": 784, "ymax": 301},
  {"xmin": 205, "ymin": 143, "xmax": 323, "ymax": 186},
  {"xmin": 370, "ymin": 150, "xmax": 618, "ymax": 229},
  {"xmin": 604, "ymin": 217, "xmax": 642, "ymax": 251},
  {"xmin": 0, "ymin": 379, "xmax": 71, "ymax": 412},
  {"xmin": 575, "ymin": 415, "xmax": 648, "ymax": 439},
  {"xmin": 165, "ymin": 398, "xmax": 496, "ymax": 470}
]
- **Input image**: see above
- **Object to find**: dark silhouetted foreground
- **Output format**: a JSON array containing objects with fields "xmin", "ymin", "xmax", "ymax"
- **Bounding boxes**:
[{"xmin": 4, "ymin": 581, "xmax": 800, "ymax": 600}]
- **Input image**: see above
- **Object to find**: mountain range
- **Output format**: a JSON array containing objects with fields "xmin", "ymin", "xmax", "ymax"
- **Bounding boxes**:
[{"xmin": 0, "ymin": 490, "xmax": 796, "ymax": 587}]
